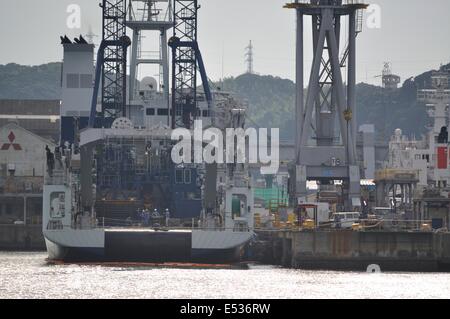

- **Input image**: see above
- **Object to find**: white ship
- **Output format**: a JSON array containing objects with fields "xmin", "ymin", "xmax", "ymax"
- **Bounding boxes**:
[{"xmin": 42, "ymin": 0, "xmax": 255, "ymax": 263}]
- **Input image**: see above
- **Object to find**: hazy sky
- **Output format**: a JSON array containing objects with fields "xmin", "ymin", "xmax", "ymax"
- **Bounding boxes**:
[{"xmin": 0, "ymin": 0, "xmax": 449, "ymax": 85}]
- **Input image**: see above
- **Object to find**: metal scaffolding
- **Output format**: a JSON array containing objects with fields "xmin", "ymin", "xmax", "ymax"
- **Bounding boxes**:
[
  {"xmin": 102, "ymin": 0, "xmax": 128, "ymax": 120},
  {"xmin": 168, "ymin": 0, "xmax": 213, "ymax": 129},
  {"xmin": 171, "ymin": 0, "xmax": 198, "ymax": 129}
]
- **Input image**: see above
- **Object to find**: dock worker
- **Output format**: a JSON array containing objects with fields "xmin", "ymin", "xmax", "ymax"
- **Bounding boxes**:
[
  {"xmin": 152, "ymin": 208, "xmax": 160, "ymax": 219},
  {"xmin": 164, "ymin": 208, "xmax": 170, "ymax": 227},
  {"xmin": 143, "ymin": 209, "xmax": 150, "ymax": 226},
  {"xmin": 55, "ymin": 147, "xmax": 63, "ymax": 169},
  {"xmin": 45, "ymin": 145, "xmax": 55, "ymax": 177}
]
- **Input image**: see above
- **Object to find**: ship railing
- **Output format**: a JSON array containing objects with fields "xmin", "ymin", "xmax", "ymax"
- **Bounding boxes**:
[
  {"xmin": 288, "ymin": 0, "xmax": 366, "ymax": 5},
  {"xmin": 92, "ymin": 217, "xmax": 252, "ymax": 232},
  {"xmin": 254, "ymin": 219, "xmax": 438, "ymax": 233},
  {"xmin": 327, "ymin": 219, "xmax": 435, "ymax": 232},
  {"xmin": 44, "ymin": 167, "xmax": 69, "ymax": 185}
]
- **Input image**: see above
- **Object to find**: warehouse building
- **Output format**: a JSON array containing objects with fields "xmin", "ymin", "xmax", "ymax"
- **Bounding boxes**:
[{"xmin": 0, "ymin": 122, "xmax": 56, "ymax": 225}]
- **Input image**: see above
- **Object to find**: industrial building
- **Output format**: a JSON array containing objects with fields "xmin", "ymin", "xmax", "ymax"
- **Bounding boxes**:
[
  {"xmin": 0, "ymin": 122, "xmax": 56, "ymax": 225},
  {"xmin": 0, "ymin": 100, "xmax": 60, "ymax": 226}
]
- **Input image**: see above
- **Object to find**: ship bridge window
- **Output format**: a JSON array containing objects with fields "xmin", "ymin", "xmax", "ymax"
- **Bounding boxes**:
[
  {"xmin": 175, "ymin": 168, "xmax": 192, "ymax": 184},
  {"xmin": 157, "ymin": 109, "xmax": 169, "ymax": 116},
  {"xmin": 67, "ymin": 74, "xmax": 79, "ymax": 88},
  {"xmin": 184, "ymin": 169, "xmax": 192, "ymax": 184},
  {"xmin": 67, "ymin": 73, "xmax": 93, "ymax": 88},
  {"xmin": 202, "ymin": 110, "xmax": 210, "ymax": 117},
  {"xmin": 146, "ymin": 108, "xmax": 155, "ymax": 116},
  {"xmin": 175, "ymin": 169, "xmax": 183, "ymax": 184},
  {"xmin": 80, "ymin": 74, "xmax": 93, "ymax": 88}
]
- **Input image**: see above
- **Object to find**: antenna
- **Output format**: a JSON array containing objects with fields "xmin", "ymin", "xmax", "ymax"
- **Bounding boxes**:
[
  {"xmin": 245, "ymin": 40, "xmax": 254, "ymax": 74},
  {"xmin": 85, "ymin": 25, "xmax": 98, "ymax": 45},
  {"xmin": 382, "ymin": 62, "xmax": 392, "ymax": 77},
  {"xmin": 373, "ymin": 62, "xmax": 401, "ymax": 89}
]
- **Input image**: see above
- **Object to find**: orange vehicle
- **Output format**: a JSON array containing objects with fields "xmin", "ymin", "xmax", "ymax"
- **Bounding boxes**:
[{"xmin": 295, "ymin": 204, "xmax": 318, "ymax": 228}]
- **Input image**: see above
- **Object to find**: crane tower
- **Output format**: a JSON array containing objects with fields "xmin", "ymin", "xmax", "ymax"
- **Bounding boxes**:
[
  {"xmin": 169, "ymin": 0, "xmax": 212, "ymax": 129},
  {"xmin": 287, "ymin": 0, "xmax": 368, "ymax": 210},
  {"xmin": 89, "ymin": 0, "xmax": 131, "ymax": 128}
]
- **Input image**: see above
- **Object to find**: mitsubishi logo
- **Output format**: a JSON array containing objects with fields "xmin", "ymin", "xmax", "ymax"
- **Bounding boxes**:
[{"xmin": 1, "ymin": 131, "xmax": 22, "ymax": 151}]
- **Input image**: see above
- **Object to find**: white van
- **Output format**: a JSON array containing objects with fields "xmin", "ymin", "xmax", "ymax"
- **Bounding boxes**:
[{"xmin": 330, "ymin": 212, "xmax": 360, "ymax": 229}]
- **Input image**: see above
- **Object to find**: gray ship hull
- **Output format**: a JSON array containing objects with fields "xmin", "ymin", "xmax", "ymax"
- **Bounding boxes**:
[{"xmin": 44, "ymin": 228, "xmax": 251, "ymax": 264}]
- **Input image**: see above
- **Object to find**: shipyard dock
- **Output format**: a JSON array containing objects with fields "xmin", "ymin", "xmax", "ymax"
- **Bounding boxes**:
[
  {"xmin": 0, "ymin": 225, "xmax": 45, "ymax": 251},
  {"xmin": 252, "ymin": 230, "xmax": 450, "ymax": 272}
]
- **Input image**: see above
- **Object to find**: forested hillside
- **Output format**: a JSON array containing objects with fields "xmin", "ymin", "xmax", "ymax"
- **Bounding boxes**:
[{"xmin": 1, "ymin": 62, "xmax": 448, "ymax": 141}]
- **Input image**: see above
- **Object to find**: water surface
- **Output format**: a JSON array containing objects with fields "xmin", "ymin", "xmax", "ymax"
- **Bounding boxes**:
[{"xmin": 1, "ymin": 252, "xmax": 449, "ymax": 299}]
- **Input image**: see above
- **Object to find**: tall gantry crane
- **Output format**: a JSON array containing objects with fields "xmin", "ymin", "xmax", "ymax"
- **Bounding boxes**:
[
  {"xmin": 287, "ymin": 0, "xmax": 368, "ymax": 211},
  {"xmin": 89, "ymin": 0, "xmax": 131, "ymax": 128},
  {"xmin": 169, "ymin": 0, "xmax": 212, "ymax": 129}
]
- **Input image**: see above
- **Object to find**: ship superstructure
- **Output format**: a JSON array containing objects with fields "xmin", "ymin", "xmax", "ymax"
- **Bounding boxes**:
[{"xmin": 383, "ymin": 69, "xmax": 450, "ymax": 188}]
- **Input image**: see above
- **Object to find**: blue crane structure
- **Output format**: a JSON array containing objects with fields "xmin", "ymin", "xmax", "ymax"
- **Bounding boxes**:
[
  {"xmin": 89, "ymin": 0, "xmax": 131, "ymax": 128},
  {"xmin": 169, "ymin": 0, "xmax": 212, "ymax": 129}
]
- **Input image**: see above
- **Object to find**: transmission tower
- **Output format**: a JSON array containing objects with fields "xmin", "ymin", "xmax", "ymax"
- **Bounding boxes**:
[{"xmin": 245, "ymin": 40, "xmax": 254, "ymax": 74}]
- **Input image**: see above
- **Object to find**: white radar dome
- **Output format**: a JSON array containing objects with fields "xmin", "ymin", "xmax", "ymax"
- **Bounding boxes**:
[
  {"xmin": 140, "ymin": 77, "xmax": 158, "ymax": 92},
  {"xmin": 111, "ymin": 117, "xmax": 134, "ymax": 130}
]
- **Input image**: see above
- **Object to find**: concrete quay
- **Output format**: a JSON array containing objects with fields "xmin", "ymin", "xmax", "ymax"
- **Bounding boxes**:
[
  {"xmin": 253, "ymin": 230, "xmax": 450, "ymax": 272},
  {"xmin": 0, "ymin": 225, "xmax": 45, "ymax": 251}
]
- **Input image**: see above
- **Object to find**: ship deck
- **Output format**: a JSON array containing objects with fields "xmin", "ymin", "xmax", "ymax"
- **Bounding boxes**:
[{"xmin": 104, "ymin": 228, "xmax": 192, "ymax": 233}]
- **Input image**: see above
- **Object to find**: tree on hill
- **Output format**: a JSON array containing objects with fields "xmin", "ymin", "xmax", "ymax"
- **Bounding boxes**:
[{"xmin": 0, "ymin": 63, "xmax": 62, "ymax": 100}]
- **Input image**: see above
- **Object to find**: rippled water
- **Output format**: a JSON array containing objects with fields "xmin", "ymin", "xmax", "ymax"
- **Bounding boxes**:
[{"xmin": 1, "ymin": 252, "xmax": 450, "ymax": 299}]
